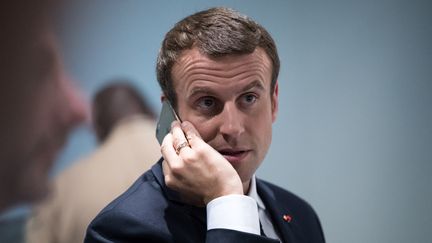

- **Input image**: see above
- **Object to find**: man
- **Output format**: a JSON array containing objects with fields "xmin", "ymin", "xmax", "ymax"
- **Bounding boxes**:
[
  {"xmin": 0, "ymin": 1, "xmax": 87, "ymax": 212},
  {"xmin": 26, "ymin": 82, "xmax": 161, "ymax": 243},
  {"xmin": 86, "ymin": 7, "xmax": 325, "ymax": 243}
]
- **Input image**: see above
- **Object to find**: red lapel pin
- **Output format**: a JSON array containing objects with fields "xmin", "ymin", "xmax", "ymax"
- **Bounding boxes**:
[{"xmin": 283, "ymin": 214, "xmax": 292, "ymax": 223}]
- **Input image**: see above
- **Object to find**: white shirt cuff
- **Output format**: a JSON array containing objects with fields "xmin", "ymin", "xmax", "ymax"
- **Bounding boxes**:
[{"xmin": 206, "ymin": 194, "xmax": 260, "ymax": 235}]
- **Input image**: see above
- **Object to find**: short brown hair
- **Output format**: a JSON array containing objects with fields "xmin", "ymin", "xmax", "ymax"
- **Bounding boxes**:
[
  {"xmin": 92, "ymin": 81, "xmax": 156, "ymax": 142},
  {"xmin": 156, "ymin": 7, "xmax": 280, "ymax": 109}
]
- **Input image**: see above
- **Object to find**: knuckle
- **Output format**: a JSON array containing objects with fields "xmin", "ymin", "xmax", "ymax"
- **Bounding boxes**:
[
  {"xmin": 164, "ymin": 175, "xmax": 179, "ymax": 190},
  {"xmin": 170, "ymin": 163, "xmax": 184, "ymax": 175},
  {"xmin": 194, "ymin": 143, "xmax": 207, "ymax": 154},
  {"xmin": 164, "ymin": 175, "xmax": 172, "ymax": 186},
  {"xmin": 181, "ymin": 152, "xmax": 196, "ymax": 163},
  {"xmin": 160, "ymin": 144, "xmax": 169, "ymax": 154}
]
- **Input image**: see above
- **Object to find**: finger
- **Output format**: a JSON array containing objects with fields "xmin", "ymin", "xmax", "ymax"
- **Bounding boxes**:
[
  {"xmin": 162, "ymin": 159, "xmax": 171, "ymax": 177},
  {"xmin": 171, "ymin": 121, "xmax": 188, "ymax": 147},
  {"xmin": 161, "ymin": 133, "xmax": 181, "ymax": 167},
  {"xmin": 181, "ymin": 121, "xmax": 203, "ymax": 147},
  {"xmin": 162, "ymin": 159, "xmax": 173, "ymax": 184},
  {"xmin": 162, "ymin": 160, "xmax": 182, "ymax": 191},
  {"xmin": 162, "ymin": 159, "xmax": 170, "ymax": 175}
]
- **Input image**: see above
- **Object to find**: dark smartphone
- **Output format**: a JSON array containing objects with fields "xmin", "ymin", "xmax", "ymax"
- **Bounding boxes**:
[{"xmin": 156, "ymin": 100, "xmax": 181, "ymax": 144}]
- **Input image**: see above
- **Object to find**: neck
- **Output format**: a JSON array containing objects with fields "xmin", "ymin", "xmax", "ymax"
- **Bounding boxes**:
[{"xmin": 242, "ymin": 179, "xmax": 252, "ymax": 195}]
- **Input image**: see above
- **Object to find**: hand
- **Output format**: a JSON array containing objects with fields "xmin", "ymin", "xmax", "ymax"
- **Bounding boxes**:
[{"xmin": 161, "ymin": 121, "xmax": 243, "ymax": 206}]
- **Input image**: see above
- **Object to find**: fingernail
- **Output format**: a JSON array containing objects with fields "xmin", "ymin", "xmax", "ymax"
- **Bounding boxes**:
[{"xmin": 171, "ymin": 121, "xmax": 178, "ymax": 129}]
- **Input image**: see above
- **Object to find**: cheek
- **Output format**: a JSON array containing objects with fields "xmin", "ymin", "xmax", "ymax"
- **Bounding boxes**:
[
  {"xmin": 251, "ymin": 119, "xmax": 272, "ymax": 143},
  {"xmin": 17, "ymin": 93, "xmax": 47, "ymax": 139},
  {"xmin": 32, "ymin": 92, "xmax": 56, "ymax": 127},
  {"xmin": 178, "ymin": 104, "xmax": 218, "ymax": 142},
  {"xmin": 248, "ymin": 107, "xmax": 273, "ymax": 149},
  {"xmin": 189, "ymin": 117, "xmax": 218, "ymax": 142}
]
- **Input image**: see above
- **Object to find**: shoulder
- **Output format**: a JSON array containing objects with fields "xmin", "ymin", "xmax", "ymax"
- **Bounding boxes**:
[
  {"xmin": 85, "ymin": 169, "xmax": 172, "ymax": 242},
  {"xmin": 95, "ymin": 168, "xmax": 168, "ymax": 220},
  {"xmin": 256, "ymin": 178, "xmax": 325, "ymax": 242}
]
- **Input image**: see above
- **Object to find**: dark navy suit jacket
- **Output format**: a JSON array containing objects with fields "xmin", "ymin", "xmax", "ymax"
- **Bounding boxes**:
[{"xmin": 85, "ymin": 159, "xmax": 325, "ymax": 243}]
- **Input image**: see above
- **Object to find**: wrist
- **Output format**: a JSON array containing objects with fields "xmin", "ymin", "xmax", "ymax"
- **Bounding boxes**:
[{"xmin": 204, "ymin": 179, "xmax": 243, "ymax": 205}]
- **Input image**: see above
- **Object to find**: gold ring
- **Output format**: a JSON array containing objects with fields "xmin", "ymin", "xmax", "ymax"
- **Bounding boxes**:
[{"xmin": 175, "ymin": 141, "xmax": 189, "ymax": 154}]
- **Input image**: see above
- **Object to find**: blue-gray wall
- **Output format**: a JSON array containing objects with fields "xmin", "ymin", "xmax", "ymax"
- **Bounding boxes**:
[{"xmin": 1, "ymin": 1, "xmax": 431, "ymax": 243}]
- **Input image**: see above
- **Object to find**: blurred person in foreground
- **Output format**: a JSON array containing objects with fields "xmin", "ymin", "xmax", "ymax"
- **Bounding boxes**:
[
  {"xmin": 26, "ymin": 82, "xmax": 161, "ymax": 243},
  {"xmin": 86, "ymin": 7, "xmax": 325, "ymax": 243},
  {"xmin": 0, "ymin": 1, "xmax": 87, "ymax": 212}
]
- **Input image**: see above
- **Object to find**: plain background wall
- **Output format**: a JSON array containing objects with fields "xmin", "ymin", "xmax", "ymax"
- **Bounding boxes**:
[{"xmin": 0, "ymin": 1, "xmax": 431, "ymax": 243}]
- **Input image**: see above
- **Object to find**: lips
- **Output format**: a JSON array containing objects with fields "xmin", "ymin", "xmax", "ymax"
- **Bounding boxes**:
[
  {"xmin": 218, "ymin": 149, "xmax": 250, "ymax": 164},
  {"xmin": 32, "ymin": 130, "xmax": 67, "ymax": 169}
]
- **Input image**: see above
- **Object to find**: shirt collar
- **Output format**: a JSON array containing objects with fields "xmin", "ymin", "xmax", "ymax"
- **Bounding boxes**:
[{"xmin": 247, "ymin": 175, "xmax": 266, "ymax": 210}]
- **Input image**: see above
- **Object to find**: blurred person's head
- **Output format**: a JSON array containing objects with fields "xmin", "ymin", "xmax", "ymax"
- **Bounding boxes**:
[
  {"xmin": 92, "ymin": 82, "xmax": 156, "ymax": 143},
  {"xmin": 0, "ymin": 1, "xmax": 87, "ymax": 211},
  {"xmin": 156, "ymin": 7, "xmax": 279, "ymax": 110}
]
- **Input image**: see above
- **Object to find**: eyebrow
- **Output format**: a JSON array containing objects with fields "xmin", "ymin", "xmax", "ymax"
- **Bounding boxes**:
[
  {"xmin": 188, "ymin": 80, "xmax": 266, "ymax": 98},
  {"xmin": 241, "ymin": 80, "xmax": 265, "ymax": 92},
  {"xmin": 187, "ymin": 86, "xmax": 213, "ymax": 99}
]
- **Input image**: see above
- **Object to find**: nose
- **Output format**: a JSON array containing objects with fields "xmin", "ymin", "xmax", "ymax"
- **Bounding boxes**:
[
  {"xmin": 62, "ymin": 76, "xmax": 88, "ymax": 127},
  {"xmin": 218, "ymin": 102, "xmax": 244, "ymax": 142}
]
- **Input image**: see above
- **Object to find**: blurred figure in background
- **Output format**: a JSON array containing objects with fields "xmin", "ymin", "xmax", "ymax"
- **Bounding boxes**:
[
  {"xmin": 26, "ymin": 82, "xmax": 161, "ymax": 243},
  {"xmin": 0, "ymin": 1, "xmax": 87, "ymax": 212}
]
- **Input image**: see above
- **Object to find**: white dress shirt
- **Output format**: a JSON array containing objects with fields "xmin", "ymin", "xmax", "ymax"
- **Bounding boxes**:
[{"xmin": 207, "ymin": 175, "xmax": 281, "ymax": 241}]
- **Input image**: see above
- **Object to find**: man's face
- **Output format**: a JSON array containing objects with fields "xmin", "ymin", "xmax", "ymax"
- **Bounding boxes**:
[
  {"xmin": 172, "ymin": 47, "xmax": 278, "ymax": 189},
  {"xmin": 0, "ymin": 32, "xmax": 87, "ymax": 209}
]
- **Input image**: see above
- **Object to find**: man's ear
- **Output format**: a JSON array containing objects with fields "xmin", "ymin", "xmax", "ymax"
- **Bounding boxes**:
[{"xmin": 271, "ymin": 81, "xmax": 279, "ymax": 122}]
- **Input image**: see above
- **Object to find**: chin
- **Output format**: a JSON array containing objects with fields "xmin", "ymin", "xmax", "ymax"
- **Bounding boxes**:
[
  {"xmin": 237, "ymin": 169, "xmax": 254, "ymax": 184},
  {"xmin": 238, "ymin": 161, "xmax": 261, "ymax": 181},
  {"xmin": 17, "ymin": 176, "xmax": 51, "ymax": 204},
  {"xmin": 17, "ymin": 159, "xmax": 53, "ymax": 203}
]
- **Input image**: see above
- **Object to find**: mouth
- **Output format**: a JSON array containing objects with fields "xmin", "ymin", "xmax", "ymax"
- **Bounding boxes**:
[
  {"xmin": 218, "ymin": 149, "xmax": 250, "ymax": 164},
  {"xmin": 33, "ymin": 133, "xmax": 67, "ymax": 168},
  {"xmin": 35, "ymin": 143, "xmax": 61, "ymax": 166}
]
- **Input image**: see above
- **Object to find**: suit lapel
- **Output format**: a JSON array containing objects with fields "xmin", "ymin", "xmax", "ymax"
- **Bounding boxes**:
[{"xmin": 256, "ymin": 179, "xmax": 307, "ymax": 243}]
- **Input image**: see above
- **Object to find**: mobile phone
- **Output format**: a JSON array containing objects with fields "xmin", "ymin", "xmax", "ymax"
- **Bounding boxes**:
[{"xmin": 156, "ymin": 100, "xmax": 181, "ymax": 144}]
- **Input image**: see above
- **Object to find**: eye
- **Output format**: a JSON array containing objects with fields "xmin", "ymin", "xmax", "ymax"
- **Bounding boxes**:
[
  {"xmin": 245, "ymin": 94, "xmax": 257, "ymax": 103},
  {"xmin": 240, "ymin": 93, "xmax": 258, "ymax": 106},
  {"xmin": 197, "ymin": 97, "xmax": 215, "ymax": 109}
]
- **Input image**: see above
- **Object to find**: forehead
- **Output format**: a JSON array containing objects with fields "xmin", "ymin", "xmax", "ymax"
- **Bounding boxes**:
[{"xmin": 171, "ymin": 48, "xmax": 273, "ymax": 90}]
